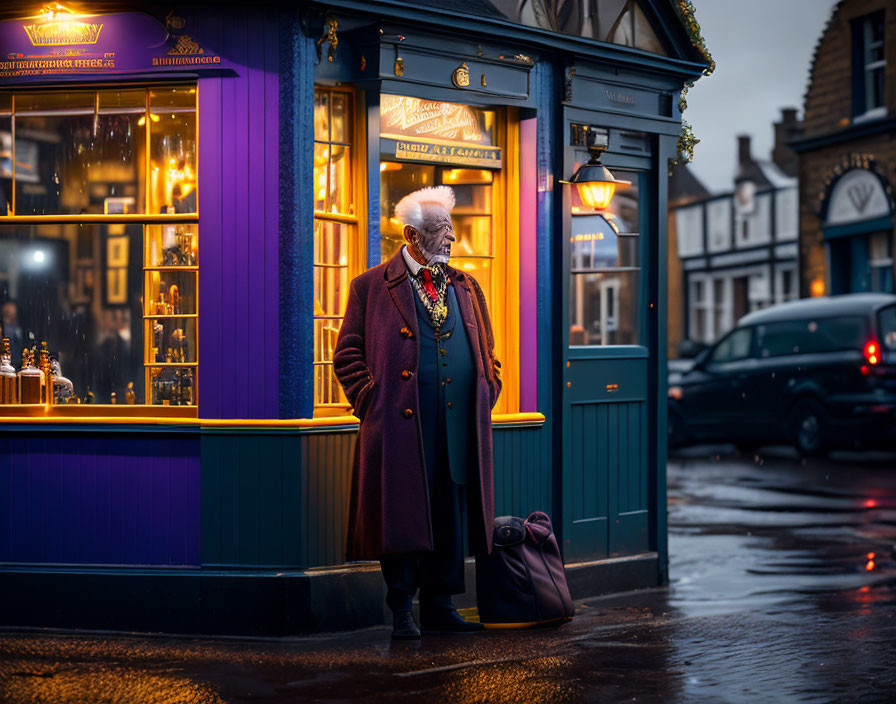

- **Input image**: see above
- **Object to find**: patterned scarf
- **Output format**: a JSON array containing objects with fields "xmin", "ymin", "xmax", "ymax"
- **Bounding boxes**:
[{"xmin": 410, "ymin": 263, "xmax": 449, "ymax": 329}]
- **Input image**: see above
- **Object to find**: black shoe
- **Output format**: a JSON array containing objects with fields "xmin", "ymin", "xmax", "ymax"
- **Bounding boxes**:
[
  {"xmin": 391, "ymin": 610, "xmax": 421, "ymax": 640},
  {"xmin": 420, "ymin": 607, "xmax": 485, "ymax": 634}
]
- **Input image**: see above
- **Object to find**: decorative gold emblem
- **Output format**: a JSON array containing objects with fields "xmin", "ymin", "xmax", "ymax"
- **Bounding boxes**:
[
  {"xmin": 451, "ymin": 62, "xmax": 470, "ymax": 88},
  {"xmin": 480, "ymin": 73, "xmax": 487, "ymax": 87},
  {"xmin": 168, "ymin": 34, "xmax": 204, "ymax": 55},
  {"xmin": 394, "ymin": 56, "xmax": 404, "ymax": 76},
  {"xmin": 360, "ymin": 55, "xmax": 366, "ymax": 72},
  {"xmin": 316, "ymin": 17, "xmax": 338, "ymax": 63}
]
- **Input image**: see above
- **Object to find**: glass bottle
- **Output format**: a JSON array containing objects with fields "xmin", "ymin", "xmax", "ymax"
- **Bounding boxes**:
[
  {"xmin": 0, "ymin": 338, "xmax": 16, "ymax": 404},
  {"xmin": 18, "ymin": 347, "xmax": 44, "ymax": 405},
  {"xmin": 50, "ymin": 357, "xmax": 74, "ymax": 404}
]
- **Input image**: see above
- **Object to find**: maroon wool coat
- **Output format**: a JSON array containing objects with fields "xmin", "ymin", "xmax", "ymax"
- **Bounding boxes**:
[{"xmin": 333, "ymin": 252, "xmax": 502, "ymax": 561}]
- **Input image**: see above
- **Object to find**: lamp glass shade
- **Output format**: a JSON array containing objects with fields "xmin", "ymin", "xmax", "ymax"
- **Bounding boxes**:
[{"xmin": 576, "ymin": 180, "xmax": 617, "ymax": 211}]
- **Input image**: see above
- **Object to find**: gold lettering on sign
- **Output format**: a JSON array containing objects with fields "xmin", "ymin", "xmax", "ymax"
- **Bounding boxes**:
[
  {"xmin": 604, "ymin": 88, "xmax": 635, "ymax": 105},
  {"xmin": 23, "ymin": 20, "xmax": 103, "ymax": 46},
  {"xmin": 381, "ymin": 95, "xmax": 491, "ymax": 144}
]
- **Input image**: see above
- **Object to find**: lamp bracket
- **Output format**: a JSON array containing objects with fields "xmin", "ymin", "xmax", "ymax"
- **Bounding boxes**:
[{"xmin": 570, "ymin": 124, "xmax": 609, "ymax": 154}]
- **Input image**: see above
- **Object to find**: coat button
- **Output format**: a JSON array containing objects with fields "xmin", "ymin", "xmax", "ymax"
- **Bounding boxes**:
[
  {"xmin": 401, "ymin": 369, "xmax": 413, "ymax": 381},
  {"xmin": 403, "ymin": 408, "xmax": 414, "ymax": 418},
  {"xmin": 400, "ymin": 326, "xmax": 413, "ymax": 339},
  {"xmin": 440, "ymin": 348, "xmax": 447, "ymax": 356},
  {"xmin": 446, "ymin": 377, "xmax": 452, "ymax": 383},
  {"xmin": 447, "ymin": 401, "xmax": 453, "ymax": 409}
]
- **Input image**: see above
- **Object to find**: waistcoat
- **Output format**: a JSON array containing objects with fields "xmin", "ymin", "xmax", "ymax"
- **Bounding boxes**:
[{"xmin": 413, "ymin": 281, "xmax": 477, "ymax": 487}]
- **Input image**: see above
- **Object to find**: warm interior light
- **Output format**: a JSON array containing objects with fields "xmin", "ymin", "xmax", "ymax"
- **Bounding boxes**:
[
  {"xmin": 810, "ymin": 279, "xmax": 825, "ymax": 297},
  {"xmin": 864, "ymin": 340, "xmax": 880, "ymax": 365},
  {"xmin": 576, "ymin": 180, "xmax": 617, "ymax": 211}
]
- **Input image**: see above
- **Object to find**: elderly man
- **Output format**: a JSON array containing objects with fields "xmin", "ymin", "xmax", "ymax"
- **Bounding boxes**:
[{"xmin": 334, "ymin": 185, "xmax": 501, "ymax": 639}]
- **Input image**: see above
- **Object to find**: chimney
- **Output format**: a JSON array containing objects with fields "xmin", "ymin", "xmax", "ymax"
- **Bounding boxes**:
[
  {"xmin": 737, "ymin": 134, "xmax": 752, "ymax": 168},
  {"xmin": 772, "ymin": 107, "xmax": 803, "ymax": 178}
]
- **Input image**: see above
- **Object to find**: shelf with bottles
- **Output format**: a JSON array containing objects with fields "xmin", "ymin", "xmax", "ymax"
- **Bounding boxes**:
[
  {"xmin": 147, "ymin": 364, "xmax": 195, "ymax": 406},
  {"xmin": 145, "ymin": 317, "xmax": 196, "ymax": 366},
  {"xmin": 144, "ymin": 270, "xmax": 197, "ymax": 317},
  {"xmin": 144, "ymin": 223, "xmax": 198, "ymax": 268}
]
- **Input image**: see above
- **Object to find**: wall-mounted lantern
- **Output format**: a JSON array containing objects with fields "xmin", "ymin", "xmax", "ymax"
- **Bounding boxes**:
[{"xmin": 562, "ymin": 124, "xmax": 629, "ymax": 212}]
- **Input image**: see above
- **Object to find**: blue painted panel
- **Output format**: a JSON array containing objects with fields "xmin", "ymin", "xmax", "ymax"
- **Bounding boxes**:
[{"xmin": 0, "ymin": 434, "xmax": 200, "ymax": 566}]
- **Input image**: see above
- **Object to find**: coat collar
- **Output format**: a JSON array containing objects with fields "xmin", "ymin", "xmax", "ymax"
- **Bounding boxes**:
[{"xmin": 383, "ymin": 252, "xmax": 477, "ymax": 335}]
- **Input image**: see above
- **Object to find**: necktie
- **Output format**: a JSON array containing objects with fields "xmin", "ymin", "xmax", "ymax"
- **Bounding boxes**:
[{"xmin": 420, "ymin": 268, "xmax": 439, "ymax": 302}]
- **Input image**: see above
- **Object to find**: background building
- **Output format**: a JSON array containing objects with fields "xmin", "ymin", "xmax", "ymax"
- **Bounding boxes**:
[
  {"xmin": 669, "ymin": 109, "xmax": 802, "ymax": 351},
  {"xmin": 794, "ymin": 0, "xmax": 896, "ymax": 297}
]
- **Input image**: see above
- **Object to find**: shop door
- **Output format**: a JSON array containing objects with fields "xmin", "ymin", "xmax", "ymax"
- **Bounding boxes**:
[{"xmin": 561, "ymin": 148, "xmax": 652, "ymax": 563}]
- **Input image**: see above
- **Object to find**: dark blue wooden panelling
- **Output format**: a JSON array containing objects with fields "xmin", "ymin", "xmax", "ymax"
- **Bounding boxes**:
[
  {"xmin": 201, "ymin": 430, "xmax": 355, "ymax": 568},
  {"xmin": 201, "ymin": 424, "xmax": 548, "ymax": 568},
  {"xmin": 0, "ymin": 434, "xmax": 200, "ymax": 566}
]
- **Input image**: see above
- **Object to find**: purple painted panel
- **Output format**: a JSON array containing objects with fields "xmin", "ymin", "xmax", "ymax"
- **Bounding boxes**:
[
  {"xmin": 197, "ymin": 8, "xmax": 279, "ymax": 419},
  {"xmin": 0, "ymin": 435, "xmax": 200, "ymax": 566},
  {"xmin": 520, "ymin": 118, "xmax": 539, "ymax": 412}
]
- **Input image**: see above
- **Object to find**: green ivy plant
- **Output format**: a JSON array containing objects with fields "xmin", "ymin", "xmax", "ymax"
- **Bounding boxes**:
[{"xmin": 671, "ymin": 0, "xmax": 715, "ymax": 171}]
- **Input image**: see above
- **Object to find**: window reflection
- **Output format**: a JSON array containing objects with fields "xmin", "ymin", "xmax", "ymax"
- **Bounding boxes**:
[
  {"xmin": 0, "ymin": 86, "xmax": 197, "ymax": 217},
  {"xmin": 569, "ymin": 169, "xmax": 641, "ymax": 346},
  {"xmin": 0, "ymin": 224, "xmax": 143, "ymax": 404}
]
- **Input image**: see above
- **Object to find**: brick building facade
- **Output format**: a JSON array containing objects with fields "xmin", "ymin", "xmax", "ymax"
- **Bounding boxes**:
[{"xmin": 794, "ymin": 0, "xmax": 896, "ymax": 297}]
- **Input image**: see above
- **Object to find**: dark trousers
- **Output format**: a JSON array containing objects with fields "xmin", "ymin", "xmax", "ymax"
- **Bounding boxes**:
[{"xmin": 380, "ymin": 460, "xmax": 467, "ymax": 613}]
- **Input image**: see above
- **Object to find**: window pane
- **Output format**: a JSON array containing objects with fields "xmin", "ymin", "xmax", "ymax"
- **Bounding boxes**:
[
  {"xmin": 145, "ymin": 270, "xmax": 197, "ymax": 316},
  {"xmin": 570, "ymin": 270, "xmax": 638, "ymax": 346},
  {"xmin": 571, "ymin": 215, "xmax": 638, "ymax": 270},
  {"xmin": 14, "ymin": 93, "xmax": 145, "ymax": 216},
  {"xmin": 313, "ymin": 220, "xmax": 351, "ymax": 317},
  {"xmin": 313, "ymin": 143, "xmax": 329, "ymax": 211},
  {"xmin": 331, "ymin": 93, "xmax": 348, "ymax": 144},
  {"xmin": 0, "ymin": 223, "xmax": 143, "ymax": 404},
  {"xmin": 328, "ymin": 144, "xmax": 352, "ymax": 215},
  {"xmin": 314, "ymin": 317, "xmax": 345, "ymax": 404},
  {"xmin": 451, "ymin": 257, "xmax": 492, "ymax": 308},
  {"xmin": 454, "ymin": 215, "xmax": 493, "ymax": 257},
  {"xmin": 144, "ymin": 223, "xmax": 197, "ymax": 267},
  {"xmin": 314, "ymin": 91, "xmax": 329, "ymax": 142},
  {"xmin": 711, "ymin": 327, "xmax": 752, "ymax": 363},
  {"xmin": 149, "ymin": 87, "xmax": 196, "ymax": 214},
  {"xmin": 147, "ymin": 317, "xmax": 196, "ymax": 364}
]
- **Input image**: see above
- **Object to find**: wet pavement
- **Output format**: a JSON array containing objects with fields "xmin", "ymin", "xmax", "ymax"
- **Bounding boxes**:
[{"xmin": 2, "ymin": 445, "xmax": 896, "ymax": 703}]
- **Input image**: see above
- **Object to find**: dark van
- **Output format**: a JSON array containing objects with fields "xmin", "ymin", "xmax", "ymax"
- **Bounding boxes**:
[{"xmin": 668, "ymin": 293, "xmax": 896, "ymax": 455}]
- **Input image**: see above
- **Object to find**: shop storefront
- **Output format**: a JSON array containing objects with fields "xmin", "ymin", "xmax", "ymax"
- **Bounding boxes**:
[{"xmin": 0, "ymin": 1, "xmax": 709, "ymax": 635}]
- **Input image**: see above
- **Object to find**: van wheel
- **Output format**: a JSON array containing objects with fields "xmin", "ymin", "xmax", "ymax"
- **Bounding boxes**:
[{"xmin": 789, "ymin": 399, "xmax": 829, "ymax": 457}]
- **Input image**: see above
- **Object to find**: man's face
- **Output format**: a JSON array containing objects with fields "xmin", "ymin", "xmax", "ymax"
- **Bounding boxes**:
[{"xmin": 412, "ymin": 203, "xmax": 455, "ymax": 265}]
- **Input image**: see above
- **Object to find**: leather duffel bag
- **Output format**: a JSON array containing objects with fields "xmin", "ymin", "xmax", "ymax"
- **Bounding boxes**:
[{"xmin": 475, "ymin": 511, "xmax": 575, "ymax": 628}]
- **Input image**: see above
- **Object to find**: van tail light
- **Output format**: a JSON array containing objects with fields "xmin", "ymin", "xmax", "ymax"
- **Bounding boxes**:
[{"xmin": 864, "ymin": 340, "xmax": 880, "ymax": 366}]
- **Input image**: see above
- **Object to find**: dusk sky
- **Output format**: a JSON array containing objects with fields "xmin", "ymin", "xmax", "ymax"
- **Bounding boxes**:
[{"xmin": 685, "ymin": 0, "xmax": 840, "ymax": 192}]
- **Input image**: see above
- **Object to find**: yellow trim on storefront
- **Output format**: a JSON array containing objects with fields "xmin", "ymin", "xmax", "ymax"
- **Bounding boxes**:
[{"xmin": 0, "ymin": 411, "xmax": 545, "ymax": 428}]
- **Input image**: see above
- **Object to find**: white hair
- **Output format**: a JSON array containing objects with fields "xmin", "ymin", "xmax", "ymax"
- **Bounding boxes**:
[{"xmin": 394, "ymin": 186, "xmax": 456, "ymax": 230}]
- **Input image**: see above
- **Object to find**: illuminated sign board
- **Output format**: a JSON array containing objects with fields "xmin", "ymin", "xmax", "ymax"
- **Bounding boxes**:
[
  {"xmin": 380, "ymin": 95, "xmax": 501, "ymax": 169},
  {"xmin": 0, "ymin": 9, "xmax": 226, "ymax": 80}
]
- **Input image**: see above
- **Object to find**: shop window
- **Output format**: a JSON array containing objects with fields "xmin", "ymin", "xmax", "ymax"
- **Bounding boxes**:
[
  {"xmin": 0, "ymin": 86, "xmax": 197, "ymax": 414},
  {"xmin": 852, "ymin": 11, "xmax": 886, "ymax": 121},
  {"xmin": 313, "ymin": 87, "xmax": 365, "ymax": 414},
  {"xmin": 569, "ymin": 170, "xmax": 640, "ymax": 346},
  {"xmin": 379, "ymin": 95, "xmax": 520, "ymax": 413}
]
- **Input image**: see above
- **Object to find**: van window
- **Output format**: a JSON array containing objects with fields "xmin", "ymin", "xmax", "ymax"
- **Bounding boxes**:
[
  {"xmin": 710, "ymin": 327, "xmax": 753, "ymax": 363},
  {"xmin": 755, "ymin": 316, "xmax": 867, "ymax": 357},
  {"xmin": 880, "ymin": 306, "xmax": 896, "ymax": 350}
]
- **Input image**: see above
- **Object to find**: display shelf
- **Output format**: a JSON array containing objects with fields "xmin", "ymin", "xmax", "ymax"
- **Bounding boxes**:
[{"xmin": 143, "ymin": 220, "xmax": 198, "ymax": 406}]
